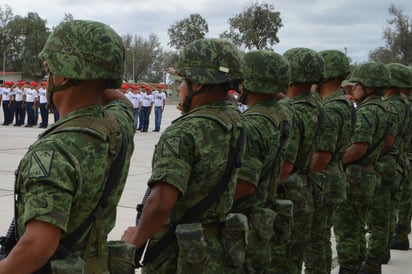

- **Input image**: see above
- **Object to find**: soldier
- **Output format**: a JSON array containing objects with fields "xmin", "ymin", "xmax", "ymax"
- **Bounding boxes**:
[
  {"xmin": 152, "ymin": 84, "xmax": 166, "ymax": 132},
  {"xmin": 392, "ymin": 65, "xmax": 412, "ymax": 251},
  {"xmin": 232, "ymin": 50, "xmax": 290, "ymax": 273},
  {"xmin": 275, "ymin": 48, "xmax": 324, "ymax": 274},
  {"xmin": 304, "ymin": 50, "xmax": 354, "ymax": 274},
  {"xmin": 38, "ymin": 81, "xmax": 48, "ymax": 128},
  {"xmin": 1, "ymin": 81, "xmax": 13, "ymax": 125},
  {"xmin": 121, "ymin": 38, "xmax": 244, "ymax": 274},
  {"xmin": 334, "ymin": 62, "xmax": 390, "ymax": 274},
  {"xmin": 12, "ymin": 81, "xmax": 26, "ymax": 126},
  {"xmin": 366, "ymin": 63, "xmax": 412, "ymax": 268},
  {"xmin": 0, "ymin": 20, "xmax": 135, "ymax": 273},
  {"xmin": 383, "ymin": 64, "xmax": 412, "ymax": 253}
]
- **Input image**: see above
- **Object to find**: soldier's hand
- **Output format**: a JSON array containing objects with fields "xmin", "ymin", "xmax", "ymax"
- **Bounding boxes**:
[{"xmin": 121, "ymin": 226, "xmax": 138, "ymax": 246}]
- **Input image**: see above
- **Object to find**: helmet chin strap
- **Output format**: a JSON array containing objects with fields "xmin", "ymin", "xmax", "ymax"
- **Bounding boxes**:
[
  {"xmin": 177, "ymin": 81, "xmax": 207, "ymax": 114},
  {"xmin": 46, "ymin": 72, "xmax": 75, "ymax": 110}
]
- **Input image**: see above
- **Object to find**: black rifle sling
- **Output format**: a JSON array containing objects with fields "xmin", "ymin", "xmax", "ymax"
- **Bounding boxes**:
[
  {"xmin": 55, "ymin": 135, "xmax": 127, "ymax": 258},
  {"xmin": 140, "ymin": 126, "xmax": 244, "ymax": 266}
]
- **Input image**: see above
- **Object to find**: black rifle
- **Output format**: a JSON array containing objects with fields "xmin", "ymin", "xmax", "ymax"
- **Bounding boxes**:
[
  {"xmin": 0, "ymin": 218, "xmax": 17, "ymax": 260},
  {"xmin": 136, "ymin": 188, "xmax": 151, "ymax": 225}
]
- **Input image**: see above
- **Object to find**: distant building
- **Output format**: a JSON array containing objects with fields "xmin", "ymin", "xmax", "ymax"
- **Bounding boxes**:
[{"xmin": 0, "ymin": 72, "xmax": 23, "ymax": 84}]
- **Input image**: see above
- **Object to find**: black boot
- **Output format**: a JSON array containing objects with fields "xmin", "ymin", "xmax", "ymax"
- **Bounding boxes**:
[
  {"xmin": 391, "ymin": 224, "xmax": 410, "ymax": 250},
  {"xmin": 358, "ymin": 258, "xmax": 381, "ymax": 274},
  {"xmin": 339, "ymin": 265, "xmax": 358, "ymax": 274},
  {"xmin": 380, "ymin": 250, "xmax": 390, "ymax": 264}
]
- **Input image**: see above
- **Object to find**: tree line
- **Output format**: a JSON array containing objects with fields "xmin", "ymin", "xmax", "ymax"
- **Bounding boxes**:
[{"xmin": 0, "ymin": 3, "xmax": 411, "ymax": 84}]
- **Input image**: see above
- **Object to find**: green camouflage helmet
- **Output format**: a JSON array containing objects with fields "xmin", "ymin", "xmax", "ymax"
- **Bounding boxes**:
[
  {"xmin": 385, "ymin": 63, "xmax": 412, "ymax": 88},
  {"xmin": 38, "ymin": 20, "xmax": 125, "ymax": 88},
  {"xmin": 242, "ymin": 50, "xmax": 290, "ymax": 94},
  {"xmin": 175, "ymin": 38, "xmax": 243, "ymax": 84},
  {"xmin": 283, "ymin": 47, "xmax": 324, "ymax": 84},
  {"xmin": 319, "ymin": 50, "xmax": 350, "ymax": 79},
  {"xmin": 350, "ymin": 62, "xmax": 390, "ymax": 88}
]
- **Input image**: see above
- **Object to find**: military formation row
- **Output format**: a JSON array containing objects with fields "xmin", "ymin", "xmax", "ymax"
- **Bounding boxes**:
[{"xmin": 0, "ymin": 19, "xmax": 411, "ymax": 274}]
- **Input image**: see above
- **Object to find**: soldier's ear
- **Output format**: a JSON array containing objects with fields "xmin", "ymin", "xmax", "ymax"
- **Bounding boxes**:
[{"xmin": 191, "ymin": 83, "xmax": 203, "ymax": 91}]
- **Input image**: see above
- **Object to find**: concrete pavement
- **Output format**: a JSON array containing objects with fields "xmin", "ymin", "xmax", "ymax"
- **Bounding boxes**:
[{"xmin": 0, "ymin": 102, "xmax": 411, "ymax": 273}]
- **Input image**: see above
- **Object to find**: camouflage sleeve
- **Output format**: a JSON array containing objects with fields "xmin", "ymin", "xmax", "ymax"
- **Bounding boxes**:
[
  {"xmin": 237, "ymin": 118, "xmax": 265, "ymax": 187},
  {"xmin": 21, "ymin": 143, "xmax": 79, "ymax": 232},
  {"xmin": 386, "ymin": 103, "xmax": 400, "ymax": 137},
  {"xmin": 148, "ymin": 123, "xmax": 193, "ymax": 195},
  {"xmin": 351, "ymin": 106, "xmax": 375, "ymax": 145},
  {"xmin": 315, "ymin": 105, "xmax": 339, "ymax": 152}
]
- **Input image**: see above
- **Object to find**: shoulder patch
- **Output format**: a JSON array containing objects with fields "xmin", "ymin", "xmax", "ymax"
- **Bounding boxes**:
[
  {"xmin": 160, "ymin": 136, "xmax": 181, "ymax": 158},
  {"xmin": 29, "ymin": 150, "xmax": 54, "ymax": 178}
]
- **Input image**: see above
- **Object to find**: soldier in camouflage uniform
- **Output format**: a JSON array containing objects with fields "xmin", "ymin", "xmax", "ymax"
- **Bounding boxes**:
[
  {"xmin": 0, "ymin": 20, "xmax": 135, "ymax": 273},
  {"xmin": 122, "ymin": 38, "xmax": 244, "ymax": 274},
  {"xmin": 390, "ymin": 64, "xmax": 412, "ymax": 251},
  {"xmin": 366, "ymin": 63, "xmax": 412, "ymax": 268},
  {"xmin": 272, "ymin": 48, "xmax": 323, "ymax": 274},
  {"xmin": 231, "ymin": 50, "xmax": 290, "ymax": 273},
  {"xmin": 334, "ymin": 62, "xmax": 390, "ymax": 274},
  {"xmin": 304, "ymin": 50, "xmax": 353, "ymax": 274}
]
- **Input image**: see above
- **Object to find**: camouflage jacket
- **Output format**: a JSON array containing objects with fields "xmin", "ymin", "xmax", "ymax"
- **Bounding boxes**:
[
  {"xmin": 351, "ymin": 95, "xmax": 388, "ymax": 166},
  {"xmin": 283, "ymin": 90, "xmax": 320, "ymax": 174},
  {"xmin": 148, "ymin": 100, "xmax": 243, "ymax": 224},
  {"xmin": 315, "ymin": 88, "xmax": 354, "ymax": 165},
  {"xmin": 14, "ymin": 100, "xmax": 135, "ymax": 257},
  {"xmin": 236, "ymin": 99, "xmax": 288, "ymax": 210}
]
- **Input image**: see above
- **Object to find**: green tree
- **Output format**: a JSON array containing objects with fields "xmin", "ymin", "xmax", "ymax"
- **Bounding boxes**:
[
  {"xmin": 124, "ymin": 33, "xmax": 163, "ymax": 83},
  {"xmin": 8, "ymin": 12, "xmax": 49, "ymax": 79},
  {"xmin": 369, "ymin": 4, "xmax": 412, "ymax": 64},
  {"xmin": 0, "ymin": 5, "xmax": 15, "ymax": 78},
  {"xmin": 220, "ymin": 2, "xmax": 283, "ymax": 50},
  {"xmin": 167, "ymin": 13, "xmax": 208, "ymax": 51}
]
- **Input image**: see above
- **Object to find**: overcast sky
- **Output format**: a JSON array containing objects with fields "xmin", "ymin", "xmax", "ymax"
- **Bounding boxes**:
[{"xmin": 3, "ymin": 0, "xmax": 412, "ymax": 63}]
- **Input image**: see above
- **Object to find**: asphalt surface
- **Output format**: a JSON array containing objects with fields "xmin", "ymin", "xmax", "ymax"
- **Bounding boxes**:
[{"xmin": 0, "ymin": 102, "xmax": 410, "ymax": 273}]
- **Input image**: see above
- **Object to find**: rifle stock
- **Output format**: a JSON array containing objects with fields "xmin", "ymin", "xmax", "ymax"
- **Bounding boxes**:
[{"xmin": 0, "ymin": 218, "xmax": 17, "ymax": 260}]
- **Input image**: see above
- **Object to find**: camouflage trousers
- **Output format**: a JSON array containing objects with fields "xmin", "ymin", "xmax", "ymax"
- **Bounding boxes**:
[
  {"xmin": 366, "ymin": 183, "xmax": 392, "ymax": 266},
  {"xmin": 333, "ymin": 165, "xmax": 378, "ymax": 271},
  {"xmin": 142, "ymin": 232, "xmax": 240, "ymax": 274},
  {"xmin": 304, "ymin": 203, "xmax": 335, "ymax": 274},
  {"xmin": 269, "ymin": 174, "xmax": 314, "ymax": 274},
  {"xmin": 304, "ymin": 167, "xmax": 347, "ymax": 274},
  {"xmin": 396, "ymin": 165, "xmax": 412, "ymax": 235}
]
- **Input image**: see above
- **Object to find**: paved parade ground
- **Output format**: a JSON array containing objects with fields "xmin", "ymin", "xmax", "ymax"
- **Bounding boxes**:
[{"xmin": 0, "ymin": 101, "xmax": 411, "ymax": 273}]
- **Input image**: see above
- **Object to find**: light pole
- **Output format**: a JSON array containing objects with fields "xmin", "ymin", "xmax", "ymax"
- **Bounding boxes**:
[
  {"xmin": 2, "ymin": 50, "xmax": 6, "ymax": 83},
  {"xmin": 127, "ymin": 47, "xmax": 135, "ymax": 83}
]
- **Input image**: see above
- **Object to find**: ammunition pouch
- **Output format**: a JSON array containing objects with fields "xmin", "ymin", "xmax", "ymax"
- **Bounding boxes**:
[
  {"xmin": 245, "ymin": 207, "xmax": 277, "ymax": 266},
  {"xmin": 270, "ymin": 199, "xmax": 293, "ymax": 247},
  {"xmin": 107, "ymin": 240, "xmax": 135, "ymax": 274},
  {"xmin": 346, "ymin": 163, "xmax": 377, "ymax": 203},
  {"xmin": 278, "ymin": 173, "xmax": 305, "ymax": 213},
  {"xmin": 175, "ymin": 223, "xmax": 209, "ymax": 273},
  {"xmin": 376, "ymin": 155, "xmax": 401, "ymax": 187},
  {"xmin": 220, "ymin": 213, "xmax": 248, "ymax": 267},
  {"xmin": 326, "ymin": 164, "xmax": 348, "ymax": 204},
  {"xmin": 50, "ymin": 256, "xmax": 86, "ymax": 274},
  {"xmin": 309, "ymin": 172, "xmax": 329, "ymax": 208}
]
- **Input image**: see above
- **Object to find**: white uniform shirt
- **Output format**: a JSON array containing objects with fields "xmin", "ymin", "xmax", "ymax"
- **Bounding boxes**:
[
  {"xmin": 38, "ymin": 87, "xmax": 48, "ymax": 104},
  {"xmin": 128, "ymin": 92, "xmax": 140, "ymax": 109},
  {"xmin": 13, "ymin": 87, "xmax": 24, "ymax": 101},
  {"xmin": 1, "ymin": 87, "xmax": 11, "ymax": 100},
  {"xmin": 153, "ymin": 90, "xmax": 166, "ymax": 107},
  {"xmin": 141, "ymin": 92, "xmax": 154, "ymax": 107},
  {"xmin": 24, "ymin": 88, "xmax": 38, "ymax": 103}
]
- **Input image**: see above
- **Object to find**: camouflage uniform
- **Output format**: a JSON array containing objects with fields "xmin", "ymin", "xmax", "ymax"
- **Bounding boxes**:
[
  {"xmin": 15, "ymin": 20, "xmax": 135, "ymax": 273},
  {"xmin": 231, "ymin": 50, "xmax": 290, "ymax": 274},
  {"xmin": 272, "ymin": 48, "xmax": 324, "ymax": 274},
  {"xmin": 333, "ymin": 62, "xmax": 390, "ymax": 274},
  {"xmin": 141, "ymin": 39, "xmax": 244, "ymax": 274},
  {"xmin": 304, "ymin": 50, "xmax": 353, "ymax": 274},
  {"xmin": 366, "ymin": 63, "xmax": 412, "ymax": 266},
  {"xmin": 390, "ymin": 64, "xmax": 412, "ymax": 251}
]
